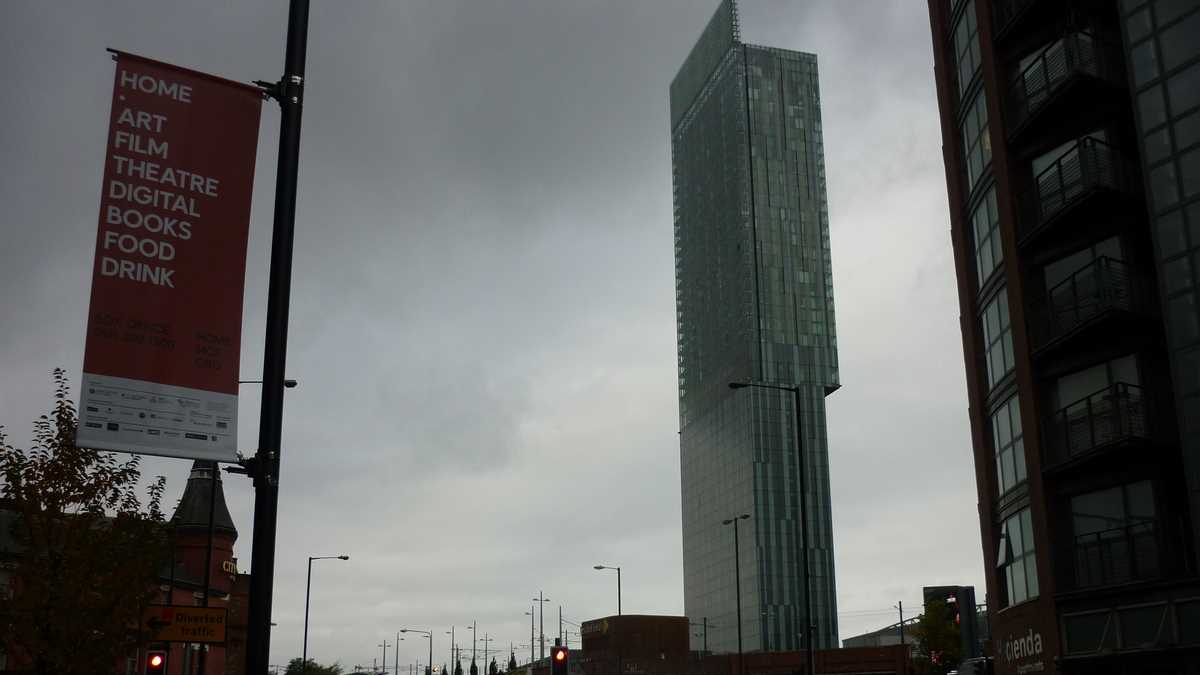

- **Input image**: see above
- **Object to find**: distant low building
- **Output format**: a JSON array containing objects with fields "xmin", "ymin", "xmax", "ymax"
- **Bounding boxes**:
[
  {"xmin": 518, "ymin": 614, "xmax": 913, "ymax": 675},
  {"xmin": 842, "ymin": 619, "xmax": 919, "ymax": 650}
]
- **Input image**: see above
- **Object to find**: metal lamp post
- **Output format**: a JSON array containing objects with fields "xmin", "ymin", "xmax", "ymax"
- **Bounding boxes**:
[
  {"xmin": 524, "ymin": 609, "xmax": 534, "ymax": 664},
  {"xmin": 401, "ymin": 629, "xmax": 434, "ymax": 675},
  {"xmin": 593, "ymin": 565, "xmax": 622, "ymax": 615},
  {"xmin": 730, "ymin": 380, "xmax": 814, "ymax": 675},
  {"xmin": 532, "ymin": 593, "xmax": 550, "ymax": 659},
  {"xmin": 722, "ymin": 514, "xmax": 750, "ymax": 675},
  {"xmin": 302, "ymin": 555, "xmax": 349, "ymax": 675}
]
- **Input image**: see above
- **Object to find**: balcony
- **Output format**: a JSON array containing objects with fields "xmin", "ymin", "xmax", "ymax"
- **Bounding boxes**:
[
  {"xmin": 1006, "ymin": 33, "xmax": 1123, "ymax": 141},
  {"xmin": 1016, "ymin": 137, "xmax": 1140, "ymax": 247},
  {"xmin": 1074, "ymin": 519, "xmax": 1162, "ymax": 589},
  {"xmin": 1029, "ymin": 257, "xmax": 1152, "ymax": 353},
  {"xmin": 1043, "ymin": 382, "xmax": 1149, "ymax": 471}
]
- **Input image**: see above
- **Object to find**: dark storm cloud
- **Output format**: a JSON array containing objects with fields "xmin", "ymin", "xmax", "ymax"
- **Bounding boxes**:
[{"xmin": 0, "ymin": 0, "xmax": 979, "ymax": 666}]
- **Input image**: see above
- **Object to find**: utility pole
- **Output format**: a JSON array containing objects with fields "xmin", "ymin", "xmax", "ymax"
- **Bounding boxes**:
[
  {"xmin": 526, "ymin": 607, "xmax": 534, "ymax": 664},
  {"xmin": 533, "ymin": 592, "xmax": 549, "ymax": 659},
  {"xmin": 244, "ymin": 1, "xmax": 310, "ymax": 674},
  {"xmin": 897, "ymin": 601, "xmax": 905, "ymax": 647}
]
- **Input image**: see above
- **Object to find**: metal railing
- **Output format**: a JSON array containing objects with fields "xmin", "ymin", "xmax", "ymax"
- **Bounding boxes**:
[
  {"xmin": 1044, "ymin": 382, "xmax": 1148, "ymax": 467},
  {"xmin": 1006, "ymin": 32, "xmax": 1117, "ymax": 135},
  {"xmin": 1074, "ymin": 519, "xmax": 1161, "ymax": 588},
  {"xmin": 1034, "ymin": 256, "xmax": 1143, "ymax": 346},
  {"xmin": 1018, "ymin": 137, "xmax": 1134, "ymax": 240}
]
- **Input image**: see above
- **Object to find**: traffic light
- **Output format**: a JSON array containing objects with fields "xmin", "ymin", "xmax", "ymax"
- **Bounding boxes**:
[
  {"xmin": 550, "ymin": 644, "xmax": 568, "ymax": 675},
  {"xmin": 145, "ymin": 650, "xmax": 167, "ymax": 675}
]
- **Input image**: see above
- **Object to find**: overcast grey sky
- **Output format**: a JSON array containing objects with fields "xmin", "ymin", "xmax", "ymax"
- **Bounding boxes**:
[{"xmin": 0, "ymin": 0, "xmax": 981, "ymax": 669}]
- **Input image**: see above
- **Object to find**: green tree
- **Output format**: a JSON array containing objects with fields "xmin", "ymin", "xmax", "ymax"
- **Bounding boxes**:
[
  {"xmin": 910, "ymin": 599, "xmax": 962, "ymax": 675},
  {"xmin": 285, "ymin": 656, "xmax": 345, "ymax": 675},
  {"xmin": 0, "ymin": 369, "xmax": 169, "ymax": 675}
]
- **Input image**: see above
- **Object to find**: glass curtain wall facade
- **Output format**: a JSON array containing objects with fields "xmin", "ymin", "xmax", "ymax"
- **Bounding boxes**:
[{"xmin": 670, "ymin": 0, "xmax": 839, "ymax": 654}]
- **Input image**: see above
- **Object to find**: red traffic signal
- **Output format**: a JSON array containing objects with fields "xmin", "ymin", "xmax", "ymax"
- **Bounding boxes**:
[
  {"xmin": 550, "ymin": 646, "xmax": 568, "ymax": 675},
  {"xmin": 145, "ymin": 650, "xmax": 167, "ymax": 674}
]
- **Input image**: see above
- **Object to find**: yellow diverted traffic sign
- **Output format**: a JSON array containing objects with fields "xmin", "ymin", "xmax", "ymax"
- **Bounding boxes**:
[{"xmin": 142, "ymin": 605, "xmax": 227, "ymax": 643}]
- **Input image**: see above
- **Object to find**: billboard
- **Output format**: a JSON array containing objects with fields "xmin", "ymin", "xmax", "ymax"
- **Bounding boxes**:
[{"xmin": 77, "ymin": 51, "xmax": 262, "ymax": 462}]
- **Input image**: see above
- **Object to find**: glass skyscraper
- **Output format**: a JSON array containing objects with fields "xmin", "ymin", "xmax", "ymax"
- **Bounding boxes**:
[{"xmin": 670, "ymin": 0, "xmax": 840, "ymax": 655}]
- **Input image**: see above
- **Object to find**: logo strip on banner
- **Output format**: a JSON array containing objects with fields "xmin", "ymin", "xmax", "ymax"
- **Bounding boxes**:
[{"xmin": 77, "ymin": 50, "xmax": 263, "ymax": 463}]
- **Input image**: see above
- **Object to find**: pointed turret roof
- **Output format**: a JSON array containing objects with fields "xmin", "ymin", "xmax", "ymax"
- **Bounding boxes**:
[{"xmin": 170, "ymin": 460, "xmax": 237, "ymax": 537}]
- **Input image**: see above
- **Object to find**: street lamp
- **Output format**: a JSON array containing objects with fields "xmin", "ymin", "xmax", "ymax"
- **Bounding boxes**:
[
  {"xmin": 721, "ymin": 514, "xmax": 750, "ymax": 675},
  {"xmin": 524, "ymin": 609, "xmax": 534, "ymax": 664},
  {"xmin": 729, "ymin": 380, "xmax": 814, "ymax": 675},
  {"xmin": 401, "ymin": 629, "xmax": 434, "ymax": 675},
  {"xmin": 302, "ymin": 555, "xmax": 349, "ymax": 675},
  {"xmin": 532, "ymin": 593, "xmax": 550, "ymax": 659},
  {"xmin": 593, "ymin": 565, "xmax": 622, "ymax": 616}
]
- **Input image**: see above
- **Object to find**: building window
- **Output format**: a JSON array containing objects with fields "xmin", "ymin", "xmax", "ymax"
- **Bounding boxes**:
[
  {"xmin": 1046, "ymin": 354, "xmax": 1146, "ymax": 464},
  {"xmin": 1042, "ymin": 236, "xmax": 1125, "ymax": 330},
  {"xmin": 1031, "ymin": 130, "xmax": 1108, "ymax": 213},
  {"xmin": 992, "ymin": 396, "xmax": 1026, "ymax": 495},
  {"xmin": 961, "ymin": 91, "xmax": 992, "ymax": 194},
  {"xmin": 972, "ymin": 186, "xmax": 1002, "ymax": 286},
  {"xmin": 953, "ymin": 0, "xmax": 982, "ymax": 98},
  {"xmin": 1053, "ymin": 353, "xmax": 1139, "ymax": 410},
  {"xmin": 998, "ymin": 508, "xmax": 1038, "ymax": 606},
  {"xmin": 981, "ymin": 287, "xmax": 1014, "ymax": 390},
  {"xmin": 1071, "ymin": 480, "xmax": 1158, "ymax": 587}
]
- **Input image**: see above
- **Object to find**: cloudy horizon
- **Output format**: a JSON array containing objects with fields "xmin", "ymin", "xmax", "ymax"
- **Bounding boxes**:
[{"xmin": 0, "ymin": 1, "xmax": 982, "ymax": 669}]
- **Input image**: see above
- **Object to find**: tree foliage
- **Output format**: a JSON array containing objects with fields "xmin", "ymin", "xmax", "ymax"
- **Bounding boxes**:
[
  {"xmin": 0, "ymin": 369, "xmax": 169, "ymax": 675},
  {"xmin": 285, "ymin": 656, "xmax": 345, "ymax": 675},
  {"xmin": 910, "ymin": 599, "xmax": 962, "ymax": 675}
]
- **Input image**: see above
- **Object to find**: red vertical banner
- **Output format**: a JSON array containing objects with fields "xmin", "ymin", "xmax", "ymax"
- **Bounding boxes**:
[{"xmin": 77, "ymin": 51, "xmax": 262, "ymax": 462}]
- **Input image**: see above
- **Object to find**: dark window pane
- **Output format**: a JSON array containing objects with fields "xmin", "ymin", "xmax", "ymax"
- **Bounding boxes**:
[
  {"xmin": 1128, "ymin": 10, "xmax": 1154, "ymax": 42},
  {"xmin": 1145, "ymin": 127, "xmax": 1173, "ymax": 164},
  {"xmin": 1120, "ymin": 605, "xmax": 1168, "ymax": 649},
  {"xmin": 1156, "ymin": 0, "xmax": 1197, "ymax": 25},
  {"xmin": 1168, "ymin": 62, "xmax": 1200, "ymax": 115},
  {"xmin": 1132, "ymin": 39, "xmax": 1161, "ymax": 85},
  {"xmin": 1160, "ymin": 10, "xmax": 1200, "ymax": 71},
  {"xmin": 1140, "ymin": 85, "xmax": 1168, "ymax": 128},
  {"xmin": 1176, "ymin": 109, "xmax": 1200, "ymax": 150},
  {"xmin": 1170, "ymin": 292, "xmax": 1199, "ymax": 343},
  {"xmin": 1157, "ymin": 209, "xmax": 1187, "ymax": 256},
  {"xmin": 1165, "ymin": 255, "xmax": 1193, "ymax": 293},
  {"xmin": 1179, "ymin": 599, "xmax": 1200, "ymax": 644},
  {"xmin": 1181, "ymin": 146, "xmax": 1200, "ymax": 197},
  {"xmin": 1064, "ymin": 612, "xmax": 1112, "ymax": 654},
  {"xmin": 1177, "ymin": 346, "xmax": 1200, "ymax": 395},
  {"xmin": 1151, "ymin": 162, "xmax": 1180, "ymax": 211}
]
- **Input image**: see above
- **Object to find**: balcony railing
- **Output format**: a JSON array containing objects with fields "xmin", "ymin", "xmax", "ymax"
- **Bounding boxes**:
[
  {"xmin": 1006, "ymin": 32, "xmax": 1119, "ymax": 137},
  {"xmin": 1018, "ymin": 137, "xmax": 1136, "ymax": 242},
  {"xmin": 1044, "ymin": 382, "xmax": 1148, "ymax": 468},
  {"xmin": 1033, "ymin": 257, "xmax": 1146, "ymax": 347},
  {"xmin": 1074, "ymin": 519, "xmax": 1161, "ymax": 589}
]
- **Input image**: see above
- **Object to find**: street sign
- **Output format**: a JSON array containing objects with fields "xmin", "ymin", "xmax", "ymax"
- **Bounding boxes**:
[{"xmin": 142, "ymin": 605, "xmax": 227, "ymax": 643}]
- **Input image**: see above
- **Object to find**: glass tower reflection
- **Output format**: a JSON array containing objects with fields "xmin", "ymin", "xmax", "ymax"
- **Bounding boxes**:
[{"xmin": 670, "ymin": 0, "xmax": 840, "ymax": 654}]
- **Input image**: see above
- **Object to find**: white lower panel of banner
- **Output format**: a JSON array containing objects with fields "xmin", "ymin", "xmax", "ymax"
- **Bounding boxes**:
[{"xmin": 76, "ymin": 372, "xmax": 238, "ymax": 462}]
